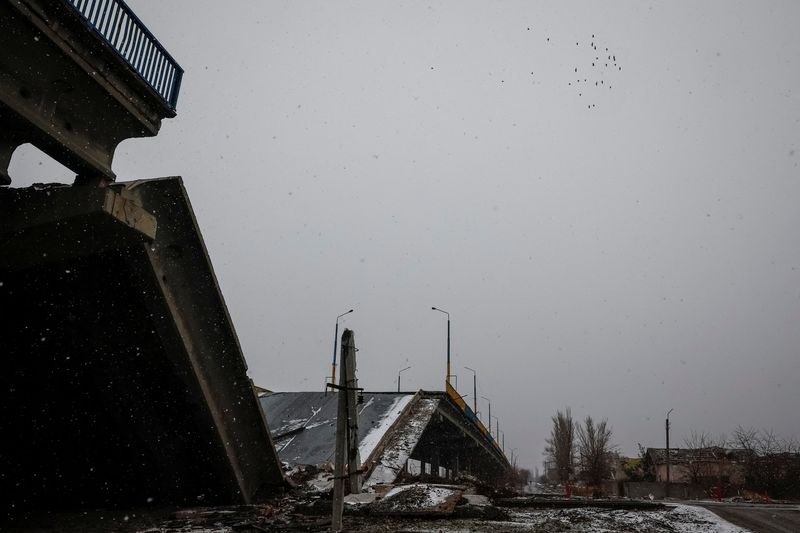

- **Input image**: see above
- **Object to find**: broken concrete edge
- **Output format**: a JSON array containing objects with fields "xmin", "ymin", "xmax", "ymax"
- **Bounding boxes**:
[
  {"xmin": 360, "ymin": 390, "xmax": 424, "ymax": 483},
  {"xmin": 1, "ymin": 177, "xmax": 287, "ymax": 506},
  {"xmin": 363, "ymin": 398, "xmax": 441, "ymax": 490},
  {"xmin": 113, "ymin": 177, "xmax": 250, "ymax": 380},
  {"xmin": 114, "ymin": 177, "xmax": 287, "ymax": 501}
]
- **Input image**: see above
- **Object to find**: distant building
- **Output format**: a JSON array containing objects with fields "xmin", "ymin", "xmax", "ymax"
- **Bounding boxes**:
[{"xmin": 644, "ymin": 447, "xmax": 747, "ymax": 485}]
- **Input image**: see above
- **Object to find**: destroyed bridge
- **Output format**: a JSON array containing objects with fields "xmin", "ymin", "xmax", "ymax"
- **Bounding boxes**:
[{"xmin": 263, "ymin": 387, "xmax": 510, "ymax": 489}]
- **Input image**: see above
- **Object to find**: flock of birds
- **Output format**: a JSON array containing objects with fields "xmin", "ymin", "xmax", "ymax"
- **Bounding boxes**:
[{"xmin": 562, "ymin": 34, "xmax": 623, "ymax": 110}]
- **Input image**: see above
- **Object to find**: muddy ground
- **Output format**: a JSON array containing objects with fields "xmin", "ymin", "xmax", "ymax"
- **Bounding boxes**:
[{"xmin": 1, "ymin": 498, "xmax": 746, "ymax": 533}]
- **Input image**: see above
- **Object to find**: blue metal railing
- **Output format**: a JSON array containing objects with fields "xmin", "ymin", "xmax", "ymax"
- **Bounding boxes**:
[{"xmin": 65, "ymin": 0, "xmax": 183, "ymax": 110}]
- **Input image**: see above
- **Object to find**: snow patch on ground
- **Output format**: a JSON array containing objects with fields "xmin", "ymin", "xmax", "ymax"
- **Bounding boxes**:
[
  {"xmin": 495, "ymin": 504, "xmax": 751, "ymax": 533},
  {"xmin": 372, "ymin": 483, "xmax": 462, "ymax": 514},
  {"xmin": 671, "ymin": 505, "xmax": 752, "ymax": 533},
  {"xmin": 418, "ymin": 486, "xmax": 455, "ymax": 507}
]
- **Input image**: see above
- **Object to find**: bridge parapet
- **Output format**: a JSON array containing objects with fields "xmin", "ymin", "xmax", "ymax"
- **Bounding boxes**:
[{"xmin": 66, "ymin": 0, "xmax": 183, "ymax": 109}]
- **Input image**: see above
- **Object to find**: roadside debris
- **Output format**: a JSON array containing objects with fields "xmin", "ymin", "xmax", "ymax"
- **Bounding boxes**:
[{"xmin": 4, "ymin": 486, "xmax": 752, "ymax": 532}]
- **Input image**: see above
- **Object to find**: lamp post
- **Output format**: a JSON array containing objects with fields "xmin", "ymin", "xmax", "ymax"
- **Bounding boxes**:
[
  {"xmin": 397, "ymin": 366, "xmax": 411, "ymax": 392},
  {"xmin": 666, "ymin": 408, "xmax": 674, "ymax": 488},
  {"xmin": 464, "ymin": 366, "xmax": 477, "ymax": 414},
  {"xmin": 331, "ymin": 309, "xmax": 353, "ymax": 385},
  {"xmin": 481, "ymin": 396, "xmax": 491, "ymax": 435},
  {"xmin": 431, "ymin": 307, "xmax": 450, "ymax": 387}
]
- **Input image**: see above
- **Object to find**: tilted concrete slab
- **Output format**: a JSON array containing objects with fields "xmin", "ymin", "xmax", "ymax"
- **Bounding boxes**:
[
  {"xmin": 260, "ymin": 391, "xmax": 415, "ymax": 468},
  {"xmin": 364, "ymin": 396, "xmax": 440, "ymax": 487},
  {"xmin": 0, "ymin": 177, "xmax": 284, "ymax": 514}
]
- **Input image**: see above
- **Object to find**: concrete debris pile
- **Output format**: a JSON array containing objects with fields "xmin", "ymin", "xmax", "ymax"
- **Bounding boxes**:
[
  {"xmin": 363, "ymin": 483, "xmax": 463, "ymax": 516},
  {"xmin": 281, "ymin": 462, "xmax": 335, "ymax": 494},
  {"xmin": 311, "ymin": 483, "xmax": 509, "ymax": 521}
]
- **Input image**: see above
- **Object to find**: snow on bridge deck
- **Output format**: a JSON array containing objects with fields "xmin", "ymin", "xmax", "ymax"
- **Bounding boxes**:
[{"xmin": 259, "ymin": 391, "xmax": 416, "ymax": 470}]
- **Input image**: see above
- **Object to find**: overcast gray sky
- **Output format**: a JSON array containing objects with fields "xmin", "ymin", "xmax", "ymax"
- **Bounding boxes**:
[{"xmin": 10, "ymin": 0, "xmax": 800, "ymax": 472}]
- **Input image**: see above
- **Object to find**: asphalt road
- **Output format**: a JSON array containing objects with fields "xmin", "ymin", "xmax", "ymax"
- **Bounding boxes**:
[{"xmin": 699, "ymin": 503, "xmax": 800, "ymax": 533}]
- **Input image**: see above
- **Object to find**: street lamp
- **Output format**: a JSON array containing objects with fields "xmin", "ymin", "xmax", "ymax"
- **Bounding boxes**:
[
  {"xmin": 666, "ymin": 408, "xmax": 674, "ymax": 487},
  {"xmin": 464, "ymin": 366, "xmax": 477, "ymax": 414},
  {"xmin": 431, "ymin": 307, "xmax": 450, "ymax": 387},
  {"xmin": 331, "ymin": 309, "xmax": 353, "ymax": 385},
  {"xmin": 481, "ymin": 395, "xmax": 491, "ymax": 435},
  {"xmin": 397, "ymin": 366, "xmax": 411, "ymax": 392},
  {"xmin": 492, "ymin": 415, "xmax": 500, "ymax": 444}
]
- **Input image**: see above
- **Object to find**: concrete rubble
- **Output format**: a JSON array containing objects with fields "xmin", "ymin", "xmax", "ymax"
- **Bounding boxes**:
[{"xmin": 0, "ymin": 483, "xmax": 752, "ymax": 532}]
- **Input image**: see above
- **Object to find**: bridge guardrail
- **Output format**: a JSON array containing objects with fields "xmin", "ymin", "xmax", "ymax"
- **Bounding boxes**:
[{"xmin": 65, "ymin": 0, "xmax": 183, "ymax": 110}]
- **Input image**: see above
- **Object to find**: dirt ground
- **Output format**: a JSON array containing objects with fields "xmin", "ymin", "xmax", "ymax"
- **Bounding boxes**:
[{"xmin": 1, "ymin": 499, "xmax": 751, "ymax": 533}]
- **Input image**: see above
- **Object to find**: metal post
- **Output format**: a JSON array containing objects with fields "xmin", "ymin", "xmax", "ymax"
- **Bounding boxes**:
[
  {"xmin": 447, "ymin": 317, "xmax": 451, "ymax": 387},
  {"xmin": 331, "ymin": 309, "xmax": 353, "ymax": 386},
  {"xmin": 465, "ymin": 366, "xmax": 477, "ymax": 414},
  {"xmin": 482, "ymin": 396, "xmax": 491, "ymax": 435},
  {"xmin": 331, "ymin": 321, "xmax": 339, "ymax": 386},
  {"xmin": 432, "ymin": 307, "xmax": 450, "ymax": 386},
  {"xmin": 397, "ymin": 366, "xmax": 411, "ymax": 393},
  {"xmin": 666, "ymin": 408, "xmax": 673, "ymax": 491}
]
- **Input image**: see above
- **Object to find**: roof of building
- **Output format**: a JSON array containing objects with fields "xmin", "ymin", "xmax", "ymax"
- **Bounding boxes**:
[{"xmin": 646, "ymin": 447, "xmax": 749, "ymax": 464}]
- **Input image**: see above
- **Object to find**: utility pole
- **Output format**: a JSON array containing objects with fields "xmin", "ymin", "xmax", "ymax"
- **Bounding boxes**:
[
  {"xmin": 481, "ymin": 396, "xmax": 491, "ymax": 435},
  {"xmin": 332, "ymin": 329, "xmax": 361, "ymax": 532},
  {"xmin": 344, "ymin": 332, "xmax": 361, "ymax": 494},
  {"xmin": 432, "ymin": 307, "xmax": 450, "ymax": 387},
  {"xmin": 665, "ymin": 408, "xmax": 674, "ymax": 496}
]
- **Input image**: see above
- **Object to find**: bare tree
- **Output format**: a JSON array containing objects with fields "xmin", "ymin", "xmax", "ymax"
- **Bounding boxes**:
[
  {"xmin": 576, "ymin": 416, "xmax": 615, "ymax": 495},
  {"xmin": 733, "ymin": 426, "xmax": 800, "ymax": 498},
  {"xmin": 683, "ymin": 430, "xmax": 716, "ymax": 484},
  {"xmin": 544, "ymin": 408, "xmax": 575, "ymax": 483}
]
